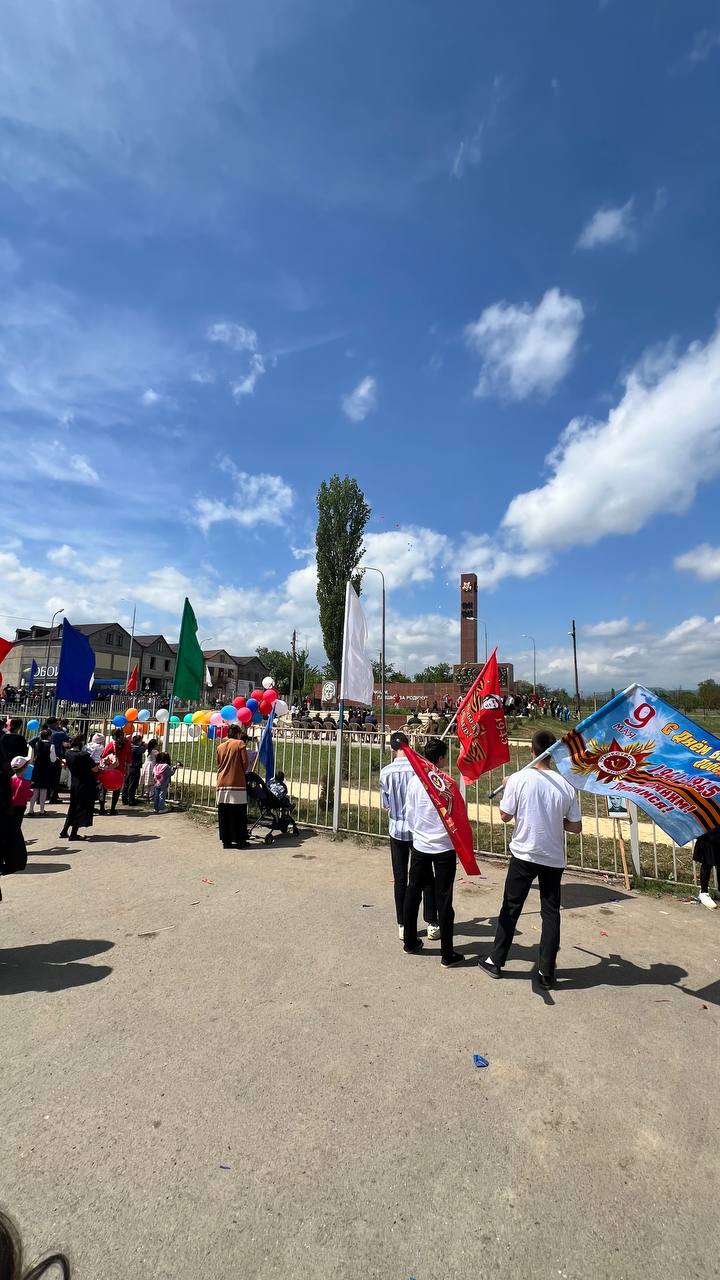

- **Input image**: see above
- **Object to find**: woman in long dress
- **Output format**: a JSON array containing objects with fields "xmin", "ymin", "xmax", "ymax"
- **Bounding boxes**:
[
  {"xmin": 215, "ymin": 725, "xmax": 249, "ymax": 849},
  {"xmin": 60, "ymin": 735, "xmax": 98, "ymax": 841}
]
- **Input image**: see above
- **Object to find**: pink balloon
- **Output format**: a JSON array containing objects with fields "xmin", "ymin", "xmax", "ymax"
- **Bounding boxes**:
[
  {"xmin": 237, "ymin": 707, "xmax": 253, "ymax": 725},
  {"xmin": 210, "ymin": 712, "xmax": 224, "ymax": 727}
]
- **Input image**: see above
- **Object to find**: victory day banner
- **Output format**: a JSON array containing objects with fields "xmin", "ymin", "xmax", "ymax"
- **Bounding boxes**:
[
  {"xmin": 456, "ymin": 649, "xmax": 510, "ymax": 784},
  {"xmin": 402, "ymin": 743, "xmax": 481, "ymax": 875},
  {"xmin": 549, "ymin": 684, "xmax": 720, "ymax": 846}
]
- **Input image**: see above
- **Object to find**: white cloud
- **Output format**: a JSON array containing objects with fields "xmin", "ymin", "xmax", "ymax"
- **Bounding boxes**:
[
  {"xmin": 577, "ymin": 199, "xmax": 635, "ymax": 250},
  {"xmin": 232, "ymin": 353, "xmax": 266, "ymax": 399},
  {"xmin": 582, "ymin": 619, "xmax": 632, "ymax": 638},
  {"xmin": 537, "ymin": 614, "xmax": 720, "ymax": 691},
  {"xmin": 341, "ymin": 376, "xmax": 377, "ymax": 422},
  {"xmin": 361, "ymin": 528, "xmax": 448, "ymax": 591},
  {"xmin": 465, "ymin": 288, "xmax": 583, "ymax": 400},
  {"xmin": 192, "ymin": 461, "xmax": 294, "ymax": 532},
  {"xmin": 141, "ymin": 387, "xmax": 161, "ymax": 406},
  {"xmin": 670, "ymin": 29, "xmax": 720, "ymax": 75},
  {"xmin": 503, "ymin": 320, "xmax": 720, "ymax": 551},
  {"xmin": 207, "ymin": 322, "xmax": 258, "ymax": 353},
  {"xmin": 449, "ymin": 75, "xmax": 504, "ymax": 180},
  {"xmin": 675, "ymin": 544, "xmax": 720, "ymax": 581},
  {"xmin": 47, "ymin": 543, "xmax": 121, "ymax": 579},
  {"xmin": 450, "ymin": 535, "xmax": 549, "ymax": 590},
  {"xmin": 32, "ymin": 442, "xmax": 99, "ymax": 486}
]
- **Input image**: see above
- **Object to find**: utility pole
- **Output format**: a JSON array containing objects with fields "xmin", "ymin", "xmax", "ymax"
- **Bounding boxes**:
[
  {"xmin": 289, "ymin": 630, "xmax": 297, "ymax": 707},
  {"xmin": 570, "ymin": 619, "xmax": 581, "ymax": 719}
]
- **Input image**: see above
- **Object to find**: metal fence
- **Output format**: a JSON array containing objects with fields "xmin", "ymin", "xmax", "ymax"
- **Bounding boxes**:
[
  {"xmin": 164, "ymin": 724, "xmax": 703, "ymax": 891},
  {"xmin": 2, "ymin": 706, "xmax": 704, "ymax": 890}
]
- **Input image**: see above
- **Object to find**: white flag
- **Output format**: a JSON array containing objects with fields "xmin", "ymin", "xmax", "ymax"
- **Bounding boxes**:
[
  {"xmin": 205, "ymin": 664, "xmax": 213, "ymax": 689},
  {"xmin": 340, "ymin": 581, "xmax": 374, "ymax": 706}
]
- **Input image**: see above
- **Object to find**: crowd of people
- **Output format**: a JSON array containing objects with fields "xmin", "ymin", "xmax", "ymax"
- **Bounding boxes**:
[{"xmin": 0, "ymin": 716, "xmax": 177, "ymax": 878}]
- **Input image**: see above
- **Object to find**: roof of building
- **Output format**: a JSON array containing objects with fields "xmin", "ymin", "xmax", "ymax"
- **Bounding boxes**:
[
  {"xmin": 14, "ymin": 622, "xmax": 128, "ymax": 642},
  {"xmin": 232, "ymin": 655, "xmax": 269, "ymax": 668},
  {"xmin": 133, "ymin": 634, "xmax": 171, "ymax": 649},
  {"xmin": 203, "ymin": 649, "xmax": 236, "ymax": 662}
]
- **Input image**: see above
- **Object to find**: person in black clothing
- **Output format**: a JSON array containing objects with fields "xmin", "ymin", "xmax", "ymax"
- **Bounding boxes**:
[
  {"xmin": 0, "ymin": 719, "xmax": 28, "ymax": 764},
  {"xmin": 0, "ymin": 752, "xmax": 26, "ymax": 878},
  {"xmin": 48, "ymin": 719, "xmax": 70, "ymax": 803},
  {"xmin": 60, "ymin": 736, "xmax": 98, "ymax": 841},
  {"xmin": 122, "ymin": 734, "xmax": 146, "ymax": 806},
  {"xmin": 693, "ymin": 826, "xmax": 720, "ymax": 909}
]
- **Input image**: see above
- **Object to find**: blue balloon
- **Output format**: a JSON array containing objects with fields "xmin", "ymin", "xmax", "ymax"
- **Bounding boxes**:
[
  {"xmin": 246, "ymin": 698, "xmax": 258, "ymax": 712},
  {"xmin": 138, "ymin": 709, "xmax": 151, "ymax": 722},
  {"xmin": 183, "ymin": 713, "xmax": 194, "ymax": 724},
  {"xmin": 112, "ymin": 714, "xmax": 127, "ymax": 728},
  {"xmin": 22, "ymin": 762, "xmax": 33, "ymax": 781},
  {"xmin": 206, "ymin": 724, "xmax": 217, "ymax": 740},
  {"xmin": 252, "ymin": 710, "xmax": 262, "ymax": 724},
  {"xmin": 27, "ymin": 718, "xmax": 40, "ymax": 732},
  {"xmin": 220, "ymin": 704, "xmax": 236, "ymax": 721}
]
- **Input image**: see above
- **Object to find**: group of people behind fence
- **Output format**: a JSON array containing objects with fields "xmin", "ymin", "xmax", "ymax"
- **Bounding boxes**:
[{"xmin": 0, "ymin": 716, "xmax": 177, "ymax": 874}]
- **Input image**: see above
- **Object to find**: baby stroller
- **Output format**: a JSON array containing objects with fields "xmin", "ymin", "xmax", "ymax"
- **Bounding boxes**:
[{"xmin": 245, "ymin": 771, "xmax": 299, "ymax": 844}]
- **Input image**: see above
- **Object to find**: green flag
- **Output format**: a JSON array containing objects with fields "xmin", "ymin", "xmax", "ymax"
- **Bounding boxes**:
[{"xmin": 173, "ymin": 598, "xmax": 204, "ymax": 701}]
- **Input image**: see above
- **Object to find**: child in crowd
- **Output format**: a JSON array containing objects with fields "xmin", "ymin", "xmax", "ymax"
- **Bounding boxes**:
[
  {"xmin": 152, "ymin": 752, "xmax": 177, "ymax": 813},
  {"xmin": 268, "ymin": 771, "xmax": 289, "ymax": 803},
  {"xmin": 9, "ymin": 756, "xmax": 32, "ymax": 868},
  {"xmin": 141, "ymin": 738, "xmax": 159, "ymax": 800},
  {"xmin": 85, "ymin": 732, "xmax": 105, "ymax": 764}
]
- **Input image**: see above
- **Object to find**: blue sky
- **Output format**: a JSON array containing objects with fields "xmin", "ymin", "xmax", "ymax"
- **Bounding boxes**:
[{"xmin": 2, "ymin": 0, "xmax": 720, "ymax": 691}]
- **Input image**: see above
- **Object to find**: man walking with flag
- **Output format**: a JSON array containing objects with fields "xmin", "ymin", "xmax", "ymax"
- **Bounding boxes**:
[
  {"xmin": 402, "ymin": 737, "xmax": 480, "ymax": 968},
  {"xmin": 379, "ymin": 731, "xmax": 440, "ymax": 941},
  {"xmin": 480, "ymin": 730, "xmax": 582, "ymax": 989}
]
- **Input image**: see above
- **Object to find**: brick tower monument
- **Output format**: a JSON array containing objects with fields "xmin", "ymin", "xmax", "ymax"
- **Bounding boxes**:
[{"xmin": 459, "ymin": 572, "xmax": 478, "ymax": 665}]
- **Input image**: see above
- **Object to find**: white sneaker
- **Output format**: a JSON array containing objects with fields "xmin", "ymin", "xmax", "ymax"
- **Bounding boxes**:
[
  {"xmin": 699, "ymin": 891, "xmax": 717, "ymax": 910},
  {"xmin": 426, "ymin": 924, "xmax": 441, "ymax": 940},
  {"xmin": 398, "ymin": 925, "xmax": 404, "ymax": 940}
]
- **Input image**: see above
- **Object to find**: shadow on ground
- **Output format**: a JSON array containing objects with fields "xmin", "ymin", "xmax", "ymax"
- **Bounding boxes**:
[{"xmin": 0, "ymin": 938, "xmax": 114, "ymax": 995}]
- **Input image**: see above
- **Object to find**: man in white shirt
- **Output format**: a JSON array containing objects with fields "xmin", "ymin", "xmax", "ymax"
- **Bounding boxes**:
[
  {"xmin": 402, "ymin": 737, "xmax": 464, "ymax": 968},
  {"xmin": 379, "ymin": 732, "xmax": 439, "ymax": 941},
  {"xmin": 480, "ymin": 729, "xmax": 582, "ymax": 989}
]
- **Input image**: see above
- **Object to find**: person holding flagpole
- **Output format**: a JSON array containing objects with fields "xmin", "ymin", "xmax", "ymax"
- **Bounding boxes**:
[
  {"xmin": 480, "ymin": 730, "xmax": 582, "ymax": 989},
  {"xmin": 402, "ymin": 737, "xmax": 476, "ymax": 968},
  {"xmin": 379, "ymin": 731, "xmax": 440, "ymax": 941}
]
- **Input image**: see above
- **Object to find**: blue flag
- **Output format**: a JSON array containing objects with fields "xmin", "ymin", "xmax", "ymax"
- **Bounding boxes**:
[
  {"xmin": 549, "ymin": 684, "xmax": 720, "ymax": 845},
  {"xmin": 258, "ymin": 707, "xmax": 275, "ymax": 780},
  {"xmin": 27, "ymin": 658, "xmax": 39, "ymax": 690},
  {"xmin": 55, "ymin": 620, "xmax": 95, "ymax": 703}
]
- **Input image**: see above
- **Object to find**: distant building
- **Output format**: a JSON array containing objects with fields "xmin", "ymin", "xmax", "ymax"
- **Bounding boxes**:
[
  {"xmin": 202, "ymin": 649, "xmax": 238, "ymax": 702},
  {"xmin": 4, "ymin": 622, "xmax": 134, "ymax": 693},
  {"xmin": 133, "ymin": 635, "xmax": 176, "ymax": 696}
]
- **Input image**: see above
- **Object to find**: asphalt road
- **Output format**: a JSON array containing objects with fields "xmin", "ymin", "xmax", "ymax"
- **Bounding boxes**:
[{"xmin": 2, "ymin": 806, "xmax": 718, "ymax": 1280}]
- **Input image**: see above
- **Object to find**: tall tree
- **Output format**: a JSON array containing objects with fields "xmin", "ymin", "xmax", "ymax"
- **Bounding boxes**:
[
  {"xmin": 413, "ymin": 662, "xmax": 454, "ymax": 682},
  {"xmin": 315, "ymin": 475, "xmax": 371, "ymax": 680}
]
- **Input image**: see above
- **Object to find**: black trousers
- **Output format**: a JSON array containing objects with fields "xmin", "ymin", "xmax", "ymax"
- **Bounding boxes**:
[
  {"xmin": 122, "ymin": 766, "xmax": 141, "ymax": 805},
  {"xmin": 491, "ymin": 855, "xmax": 564, "ymax": 976},
  {"xmin": 218, "ymin": 803, "xmax": 248, "ymax": 848},
  {"xmin": 403, "ymin": 848, "xmax": 456, "ymax": 962},
  {"xmin": 390, "ymin": 837, "xmax": 438, "ymax": 926}
]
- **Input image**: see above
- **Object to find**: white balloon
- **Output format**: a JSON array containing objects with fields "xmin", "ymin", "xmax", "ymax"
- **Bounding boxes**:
[
  {"xmin": 187, "ymin": 723, "xmax": 201, "ymax": 739},
  {"xmin": 262, "ymin": 675, "xmax": 275, "ymax": 690},
  {"xmin": 156, "ymin": 708, "xmax": 169, "ymax": 722},
  {"xmin": 274, "ymin": 699, "xmax": 289, "ymax": 717}
]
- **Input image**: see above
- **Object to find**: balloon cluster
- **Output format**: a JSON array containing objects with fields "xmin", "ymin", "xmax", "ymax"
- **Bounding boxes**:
[{"xmin": 178, "ymin": 676, "xmax": 289, "ymax": 741}]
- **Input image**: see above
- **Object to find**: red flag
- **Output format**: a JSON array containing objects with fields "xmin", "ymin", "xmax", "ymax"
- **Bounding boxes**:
[
  {"xmin": 402, "ymin": 743, "xmax": 480, "ymax": 876},
  {"xmin": 456, "ymin": 649, "xmax": 510, "ymax": 784},
  {"xmin": 0, "ymin": 636, "xmax": 14, "ymax": 689},
  {"xmin": 127, "ymin": 663, "xmax": 139, "ymax": 693}
]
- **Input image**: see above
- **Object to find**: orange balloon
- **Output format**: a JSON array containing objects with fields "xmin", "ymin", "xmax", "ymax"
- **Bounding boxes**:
[
  {"xmin": 125, "ymin": 707, "xmax": 139, "ymax": 722},
  {"xmin": 123, "ymin": 723, "xmax": 133, "ymax": 735},
  {"xmin": 202, "ymin": 711, "xmax": 213, "ymax": 725},
  {"xmin": 155, "ymin": 723, "xmax": 165, "ymax": 737}
]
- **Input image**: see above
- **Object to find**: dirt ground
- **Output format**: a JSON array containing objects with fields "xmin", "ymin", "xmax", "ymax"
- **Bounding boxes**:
[{"xmin": 2, "ymin": 806, "xmax": 718, "ymax": 1279}]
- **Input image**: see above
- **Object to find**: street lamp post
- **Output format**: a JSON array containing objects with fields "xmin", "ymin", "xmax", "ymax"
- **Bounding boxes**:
[
  {"xmin": 43, "ymin": 608, "xmax": 64, "ymax": 714},
  {"xmin": 477, "ymin": 618, "xmax": 489, "ymax": 664},
  {"xmin": 123, "ymin": 602, "xmax": 137, "ymax": 690},
  {"xmin": 522, "ymin": 634, "xmax": 536, "ymax": 694},
  {"xmin": 569, "ymin": 620, "xmax": 581, "ymax": 719},
  {"xmin": 363, "ymin": 566, "xmax": 386, "ymax": 739}
]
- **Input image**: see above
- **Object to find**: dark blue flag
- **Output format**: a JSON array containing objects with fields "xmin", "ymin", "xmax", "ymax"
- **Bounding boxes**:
[
  {"xmin": 27, "ymin": 658, "xmax": 39, "ymax": 690},
  {"xmin": 258, "ymin": 707, "xmax": 275, "ymax": 780},
  {"xmin": 56, "ymin": 620, "xmax": 95, "ymax": 703}
]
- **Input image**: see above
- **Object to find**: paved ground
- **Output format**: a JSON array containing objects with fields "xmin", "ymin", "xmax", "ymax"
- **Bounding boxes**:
[{"xmin": 2, "ymin": 806, "xmax": 718, "ymax": 1280}]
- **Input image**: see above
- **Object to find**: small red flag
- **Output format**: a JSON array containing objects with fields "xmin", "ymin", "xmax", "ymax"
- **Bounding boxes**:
[
  {"xmin": 127, "ymin": 663, "xmax": 139, "ymax": 693},
  {"xmin": 456, "ymin": 649, "xmax": 510, "ymax": 784},
  {"xmin": 402, "ymin": 743, "xmax": 480, "ymax": 876}
]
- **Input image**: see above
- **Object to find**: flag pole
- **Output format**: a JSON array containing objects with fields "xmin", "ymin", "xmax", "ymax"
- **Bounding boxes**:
[
  {"xmin": 332, "ymin": 583, "xmax": 351, "ymax": 834},
  {"xmin": 125, "ymin": 604, "xmax": 136, "ymax": 690}
]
